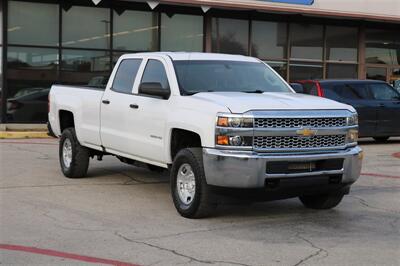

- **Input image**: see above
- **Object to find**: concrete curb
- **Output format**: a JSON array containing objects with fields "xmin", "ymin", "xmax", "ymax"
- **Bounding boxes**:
[{"xmin": 0, "ymin": 131, "xmax": 51, "ymax": 139}]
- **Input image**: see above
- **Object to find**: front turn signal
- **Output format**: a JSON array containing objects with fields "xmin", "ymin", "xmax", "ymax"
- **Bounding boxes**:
[{"xmin": 216, "ymin": 135, "xmax": 229, "ymax": 145}]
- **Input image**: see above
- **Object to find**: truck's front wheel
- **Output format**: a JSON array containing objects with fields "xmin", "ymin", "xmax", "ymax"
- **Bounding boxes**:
[
  {"xmin": 170, "ymin": 148, "xmax": 217, "ymax": 218},
  {"xmin": 59, "ymin": 127, "xmax": 90, "ymax": 178},
  {"xmin": 299, "ymin": 193, "xmax": 344, "ymax": 210}
]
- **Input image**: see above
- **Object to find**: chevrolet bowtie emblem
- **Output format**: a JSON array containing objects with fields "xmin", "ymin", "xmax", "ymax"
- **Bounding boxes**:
[{"xmin": 296, "ymin": 128, "xmax": 317, "ymax": 137}]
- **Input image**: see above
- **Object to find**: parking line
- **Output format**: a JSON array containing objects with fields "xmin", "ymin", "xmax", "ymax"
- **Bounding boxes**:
[
  {"xmin": 0, "ymin": 244, "xmax": 139, "ymax": 266},
  {"xmin": 361, "ymin": 173, "xmax": 400, "ymax": 179}
]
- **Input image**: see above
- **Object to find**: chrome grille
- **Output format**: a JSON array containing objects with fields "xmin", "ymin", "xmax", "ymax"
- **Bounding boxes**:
[
  {"xmin": 253, "ymin": 135, "xmax": 346, "ymax": 150},
  {"xmin": 254, "ymin": 117, "xmax": 347, "ymax": 128}
]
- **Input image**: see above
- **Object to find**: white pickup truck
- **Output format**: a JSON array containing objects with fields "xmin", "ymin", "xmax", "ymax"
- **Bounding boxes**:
[{"xmin": 49, "ymin": 52, "xmax": 363, "ymax": 218}]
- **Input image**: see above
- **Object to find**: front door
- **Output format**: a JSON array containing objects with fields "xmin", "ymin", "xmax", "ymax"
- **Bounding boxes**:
[
  {"xmin": 368, "ymin": 82, "xmax": 400, "ymax": 136},
  {"xmin": 123, "ymin": 58, "xmax": 172, "ymax": 163}
]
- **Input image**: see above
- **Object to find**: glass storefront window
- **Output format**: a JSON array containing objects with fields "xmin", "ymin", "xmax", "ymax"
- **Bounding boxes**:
[
  {"xmin": 6, "ymin": 47, "xmax": 58, "ymax": 123},
  {"xmin": 366, "ymin": 67, "xmax": 386, "ymax": 81},
  {"xmin": 161, "ymin": 14, "xmax": 203, "ymax": 52},
  {"xmin": 252, "ymin": 21, "xmax": 287, "ymax": 59},
  {"xmin": 8, "ymin": 1, "xmax": 58, "ymax": 46},
  {"xmin": 326, "ymin": 26, "xmax": 358, "ymax": 62},
  {"xmin": 265, "ymin": 61, "xmax": 287, "ymax": 79},
  {"xmin": 290, "ymin": 24, "xmax": 323, "ymax": 60},
  {"xmin": 326, "ymin": 64, "xmax": 358, "ymax": 79},
  {"xmin": 113, "ymin": 9, "xmax": 158, "ymax": 51},
  {"xmin": 61, "ymin": 49, "xmax": 110, "ymax": 86},
  {"xmin": 212, "ymin": 18, "xmax": 249, "ymax": 55},
  {"xmin": 289, "ymin": 62, "xmax": 323, "ymax": 81},
  {"xmin": 366, "ymin": 28, "xmax": 400, "ymax": 65},
  {"xmin": 62, "ymin": 6, "xmax": 110, "ymax": 49}
]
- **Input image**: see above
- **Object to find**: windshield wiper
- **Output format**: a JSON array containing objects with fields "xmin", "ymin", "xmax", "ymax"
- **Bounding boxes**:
[{"xmin": 242, "ymin": 89, "xmax": 265, "ymax": 94}]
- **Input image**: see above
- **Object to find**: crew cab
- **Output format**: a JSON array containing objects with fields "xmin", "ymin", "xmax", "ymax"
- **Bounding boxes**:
[
  {"xmin": 293, "ymin": 79, "xmax": 400, "ymax": 142},
  {"xmin": 49, "ymin": 52, "xmax": 363, "ymax": 218}
]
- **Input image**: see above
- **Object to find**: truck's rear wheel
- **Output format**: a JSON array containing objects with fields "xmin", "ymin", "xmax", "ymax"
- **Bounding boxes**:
[
  {"xmin": 59, "ymin": 127, "xmax": 90, "ymax": 178},
  {"xmin": 299, "ymin": 193, "xmax": 344, "ymax": 210},
  {"xmin": 170, "ymin": 148, "xmax": 216, "ymax": 218}
]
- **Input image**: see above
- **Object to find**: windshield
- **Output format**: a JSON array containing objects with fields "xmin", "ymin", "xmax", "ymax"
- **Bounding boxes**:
[{"xmin": 173, "ymin": 60, "xmax": 292, "ymax": 95}]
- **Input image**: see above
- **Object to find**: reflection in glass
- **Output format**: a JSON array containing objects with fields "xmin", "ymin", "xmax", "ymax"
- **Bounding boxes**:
[
  {"xmin": 113, "ymin": 10, "xmax": 158, "ymax": 51},
  {"xmin": 265, "ymin": 61, "xmax": 287, "ymax": 79},
  {"xmin": 212, "ymin": 18, "xmax": 249, "ymax": 55},
  {"xmin": 62, "ymin": 6, "xmax": 110, "ymax": 49},
  {"xmin": 6, "ymin": 47, "xmax": 58, "ymax": 123},
  {"xmin": 290, "ymin": 24, "xmax": 323, "ymax": 60},
  {"xmin": 289, "ymin": 62, "xmax": 323, "ymax": 81},
  {"xmin": 366, "ymin": 67, "xmax": 386, "ymax": 81},
  {"xmin": 326, "ymin": 64, "xmax": 358, "ymax": 79},
  {"xmin": 252, "ymin": 21, "xmax": 287, "ymax": 59},
  {"xmin": 390, "ymin": 68, "xmax": 400, "ymax": 92},
  {"xmin": 8, "ymin": 1, "xmax": 58, "ymax": 46},
  {"xmin": 61, "ymin": 50, "xmax": 110, "ymax": 86},
  {"xmin": 366, "ymin": 28, "xmax": 400, "ymax": 65},
  {"xmin": 161, "ymin": 14, "xmax": 203, "ymax": 52},
  {"xmin": 326, "ymin": 26, "xmax": 358, "ymax": 62},
  {"xmin": 0, "ymin": 3, "xmax": 3, "ymax": 45}
]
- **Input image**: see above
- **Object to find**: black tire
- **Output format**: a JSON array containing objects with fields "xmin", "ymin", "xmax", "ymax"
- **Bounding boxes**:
[
  {"xmin": 147, "ymin": 164, "xmax": 165, "ymax": 173},
  {"xmin": 299, "ymin": 193, "xmax": 344, "ymax": 210},
  {"xmin": 170, "ymin": 148, "xmax": 217, "ymax": 218},
  {"xmin": 373, "ymin": 136, "xmax": 390, "ymax": 142},
  {"xmin": 59, "ymin": 127, "xmax": 90, "ymax": 178}
]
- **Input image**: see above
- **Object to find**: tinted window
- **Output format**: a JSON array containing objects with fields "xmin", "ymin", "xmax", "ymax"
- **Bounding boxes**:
[
  {"xmin": 173, "ymin": 60, "xmax": 291, "ymax": 94},
  {"xmin": 290, "ymin": 24, "xmax": 323, "ymax": 60},
  {"xmin": 251, "ymin": 21, "xmax": 287, "ymax": 59},
  {"xmin": 112, "ymin": 59, "xmax": 142, "ymax": 94},
  {"xmin": 161, "ymin": 14, "xmax": 203, "ymax": 52},
  {"xmin": 113, "ymin": 10, "xmax": 158, "ymax": 52},
  {"xmin": 62, "ymin": 6, "xmax": 110, "ymax": 49},
  {"xmin": 331, "ymin": 84, "xmax": 370, "ymax": 100},
  {"xmin": 326, "ymin": 26, "xmax": 358, "ymax": 62},
  {"xmin": 140, "ymin": 60, "xmax": 169, "ymax": 90},
  {"xmin": 8, "ymin": 1, "xmax": 58, "ymax": 46},
  {"xmin": 326, "ymin": 64, "xmax": 358, "ymax": 79},
  {"xmin": 369, "ymin": 83, "xmax": 400, "ymax": 100},
  {"xmin": 212, "ymin": 18, "xmax": 249, "ymax": 55}
]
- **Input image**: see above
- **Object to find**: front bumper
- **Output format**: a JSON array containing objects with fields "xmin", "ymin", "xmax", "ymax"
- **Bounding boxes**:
[{"xmin": 202, "ymin": 146, "xmax": 362, "ymax": 188}]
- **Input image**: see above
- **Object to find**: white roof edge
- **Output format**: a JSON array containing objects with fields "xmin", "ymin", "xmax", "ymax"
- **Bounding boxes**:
[{"xmin": 120, "ymin": 52, "xmax": 260, "ymax": 62}]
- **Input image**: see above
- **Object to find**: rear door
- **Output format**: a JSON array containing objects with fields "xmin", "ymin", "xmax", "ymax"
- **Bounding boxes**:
[
  {"xmin": 323, "ymin": 83, "xmax": 377, "ymax": 137},
  {"xmin": 368, "ymin": 83, "xmax": 400, "ymax": 135},
  {"xmin": 100, "ymin": 58, "xmax": 144, "ymax": 153}
]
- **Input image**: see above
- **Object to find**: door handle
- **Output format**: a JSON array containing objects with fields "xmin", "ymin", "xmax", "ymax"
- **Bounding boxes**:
[
  {"xmin": 102, "ymin": 100, "xmax": 110, "ymax": 104},
  {"xmin": 129, "ymin": 104, "xmax": 139, "ymax": 109},
  {"xmin": 379, "ymin": 103, "xmax": 385, "ymax": 107}
]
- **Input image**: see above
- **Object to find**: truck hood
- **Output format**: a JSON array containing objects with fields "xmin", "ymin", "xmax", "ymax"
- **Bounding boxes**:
[{"xmin": 191, "ymin": 92, "xmax": 354, "ymax": 113}]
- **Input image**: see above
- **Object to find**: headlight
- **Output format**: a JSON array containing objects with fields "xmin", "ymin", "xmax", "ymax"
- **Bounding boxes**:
[
  {"xmin": 217, "ymin": 116, "xmax": 253, "ymax": 128},
  {"xmin": 346, "ymin": 113, "xmax": 358, "ymax": 126}
]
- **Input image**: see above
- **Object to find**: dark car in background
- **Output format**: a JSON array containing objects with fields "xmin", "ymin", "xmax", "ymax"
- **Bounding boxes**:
[{"xmin": 292, "ymin": 80, "xmax": 400, "ymax": 142}]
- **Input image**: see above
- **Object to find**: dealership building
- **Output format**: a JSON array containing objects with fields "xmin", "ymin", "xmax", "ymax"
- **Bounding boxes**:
[{"xmin": 0, "ymin": 0, "xmax": 399, "ymax": 124}]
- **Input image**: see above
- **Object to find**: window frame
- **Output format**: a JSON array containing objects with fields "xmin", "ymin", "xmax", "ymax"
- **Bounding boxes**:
[
  {"xmin": 111, "ymin": 58, "xmax": 143, "ymax": 95},
  {"xmin": 137, "ymin": 58, "xmax": 171, "ymax": 99}
]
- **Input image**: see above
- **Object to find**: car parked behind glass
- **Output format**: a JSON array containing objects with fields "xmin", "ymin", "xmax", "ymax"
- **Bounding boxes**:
[{"xmin": 293, "ymin": 80, "xmax": 400, "ymax": 142}]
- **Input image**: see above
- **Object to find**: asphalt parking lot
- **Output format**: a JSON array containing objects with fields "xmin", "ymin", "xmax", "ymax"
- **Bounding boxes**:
[{"xmin": 1, "ymin": 138, "xmax": 399, "ymax": 266}]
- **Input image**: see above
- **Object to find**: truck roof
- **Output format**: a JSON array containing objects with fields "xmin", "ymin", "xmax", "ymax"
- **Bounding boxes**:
[{"xmin": 123, "ymin": 52, "xmax": 260, "ymax": 62}]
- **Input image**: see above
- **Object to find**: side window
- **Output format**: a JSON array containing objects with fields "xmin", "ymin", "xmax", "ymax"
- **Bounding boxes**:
[
  {"xmin": 369, "ymin": 83, "xmax": 400, "ymax": 101},
  {"xmin": 140, "ymin": 59, "xmax": 170, "ymax": 91},
  {"xmin": 332, "ymin": 84, "xmax": 370, "ymax": 100},
  {"xmin": 112, "ymin": 59, "xmax": 142, "ymax": 94}
]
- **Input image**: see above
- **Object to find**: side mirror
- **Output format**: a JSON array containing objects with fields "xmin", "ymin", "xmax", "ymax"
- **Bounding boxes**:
[
  {"xmin": 139, "ymin": 82, "xmax": 170, "ymax": 99},
  {"xmin": 290, "ymin": 83, "xmax": 304, "ymax": 93}
]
